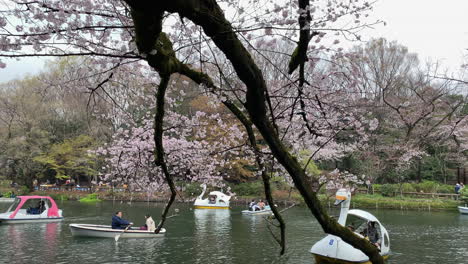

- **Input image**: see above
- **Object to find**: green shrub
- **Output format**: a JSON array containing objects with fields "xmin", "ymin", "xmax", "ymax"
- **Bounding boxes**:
[
  {"xmin": 352, "ymin": 194, "xmax": 459, "ymax": 210},
  {"xmin": 460, "ymin": 188, "xmax": 468, "ymax": 202},
  {"xmin": 184, "ymin": 183, "xmax": 203, "ymax": 197},
  {"xmin": 400, "ymin": 183, "xmax": 416, "ymax": 193},
  {"xmin": 230, "ymin": 181, "xmax": 264, "ymax": 196},
  {"xmin": 372, "ymin": 184, "xmax": 381, "ymax": 194},
  {"xmin": 38, "ymin": 193, "xmax": 70, "ymax": 201},
  {"xmin": 380, "ymin": 184, "xmax": 398, "ymax": 197},
  {"xmin": 436, "ymin": 185, "xmax": 454, "ymax": 194},
  {"xmin": 2, "ymin": 191, "xmax": 13, "ymax": 198},
  {"xmin": 0, "ymin": 180, "xmax": 11, "ymax": 188},
  {"xmin": 19, "ymin": 185, "xmax": 30, "ymax": 195},
  {"xmin": 79, "ymin": 193, "xmax": 101, "ymax": 202},
  {"xmin": 416, "ymin": 180, "xmax": 439, "ymax": 193},
  {"xmin": 270, "ymin": 175, "xmax": 290, "ymax": 191}
]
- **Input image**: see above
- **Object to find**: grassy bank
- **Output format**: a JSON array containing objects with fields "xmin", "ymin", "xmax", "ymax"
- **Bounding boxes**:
[{"xmin": 349, "ymin": 194, "xmax": 460, "ymax": 211}]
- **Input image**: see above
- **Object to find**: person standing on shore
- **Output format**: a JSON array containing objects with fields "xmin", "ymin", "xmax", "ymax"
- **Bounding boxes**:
[{"xmin": 455, "ymin": 182, "xmax": 462, "ymax": 194}]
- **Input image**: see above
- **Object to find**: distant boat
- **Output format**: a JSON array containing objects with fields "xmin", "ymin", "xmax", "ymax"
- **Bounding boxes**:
[
  {"xmin": 69, "ymin": 224, "xmax": 166, "ymax": 238},
  {"xmin": 241, "ymin": 209, "xmax": 272, "ymax": 215},
  {"xmin": 458, "ymin": 205, "xmax": 468, "ymax": 214},
  {"xmin": 0, "ymin": 196, "xmax": 64, "ymax": 224},
  {"xmin": 194, "ymin": 184, "xmax": 230, "ymax": 209},
  {"xmin": 310, "ymin": 189, "xmax": 390, "ymax": 263},
  {"xmin": 242, "ymin": 205, "xmax": 272, "ymax": 216}
]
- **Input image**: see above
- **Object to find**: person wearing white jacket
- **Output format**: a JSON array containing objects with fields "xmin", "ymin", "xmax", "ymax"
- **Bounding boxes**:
[{"xmin": 145, "ymin": 215, "xmax": 156, "ymax": 232}]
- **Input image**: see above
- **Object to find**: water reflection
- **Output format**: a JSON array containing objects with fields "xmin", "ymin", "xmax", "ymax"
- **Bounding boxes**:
[
  {"xmin": 193, "ymin": 209, "xmax": 232, "ymax": 264},
  {"xmin": 241, "ymin": 212, "xmax": 267, "ymax": 234},
  {"xmin": 4, "ymin": 223, "xmax": 60, "ymax": 264},
  {"xmin": 194, "ymin": 209, "xmax": 231, "ymax": 234},
  {"xmin": 1, "ymin": 202, "xmax": 467, "ymax": 264}
]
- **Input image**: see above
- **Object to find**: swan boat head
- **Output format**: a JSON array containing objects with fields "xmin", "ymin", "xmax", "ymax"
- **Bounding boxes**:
[{"xmin": 310, "ymin": 188, "xmax": 390, "ymax": 263}]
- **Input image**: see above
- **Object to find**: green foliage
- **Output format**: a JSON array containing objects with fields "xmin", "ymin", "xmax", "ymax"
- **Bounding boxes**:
[
  {"xmin": 372, "ymin": 184, "xmax": 381, "ymax": 193},
  {"xmin": 79, "ymin": 193, "xmax": 101, "ymax": 202},
  {"xmin": 34, "ymin": 135, "xmax": 98, "ymax": 180},
  {"xmin": 375, "ymin": 181, "xmax": 454, "ymax": 195},
  {"xmin": 269, "ymin": 174, "xmax": 291, "ymax": 190},
  {"xmin": 414, "ymin": 180, "xmax": 439, "ymax": 193},
  {"xmin": 435, "ymin": 184, "xmax": 454, "ymax": 194},
  {"xmin": 19, "ymin": 185, "xmax": 30, "ymax": 195},
  {"xmin": 230, "ymin": 181, "xmax": 264, "ymax": 196},
  {"xmin": 183, "ymin": 183, "xmax": 203, "ymax": 196},
  {"xmin": 400, "ymin": 183, "xmax": 416, "ymax": 193},
  {"xmin": 296, "ymin": 150, "xmax": 321, "ymax": 181},
  {"xmin": 380, "ymin": 184, "xmax": 398, "ymax": 197},
  {"xmin": 351, "ymin": 194, "xmax": 459, "ymax": 210},
  {"xmin": 460, "ymin": 188, "xmax": 468, "ymax": 202},
  {"xmin": 2, "ymin": 191, "xmax": 14, "ymax": 198},
  {"xmin": 0, "ymin": 180, "xmax": 10, "ymax": 188}
]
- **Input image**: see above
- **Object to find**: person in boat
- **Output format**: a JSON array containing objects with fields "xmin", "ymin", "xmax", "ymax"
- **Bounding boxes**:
[
  {"xmin": 365, "ymin": 221, "xmax": 380, "ymax": 248},
  {"xmin": 251, "ymin": 200, "xmax": 264, "ymax": 211},
  {"xmin": 248, "ymin": 200, "xmax": 256, "ymax": 211},
  {"xmin": 208, "ymin": 195, "xmax": 216, "ymax": 204},
  {"xmin": 257, "ymin": 200, "xmax": 266, "ymax": 210},
  {"xmin": 112, "ymin": 211, "xmax": 133, "ymax": 229},
  {"xmin": 27, "ymin": 200, "xmax": 45, "ymax": 214},
  {"xmin": 347, "ymin": 222, "xmax": 356, "ymax": 232},
  {"xmin": 145, "ymin": 214, "xmax": 156, "ymax": 232}
]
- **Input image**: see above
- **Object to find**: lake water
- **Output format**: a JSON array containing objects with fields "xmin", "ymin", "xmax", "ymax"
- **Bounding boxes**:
[{"xmin": 0, "ymin": 201, "xmax": 467, "ymax": 264}]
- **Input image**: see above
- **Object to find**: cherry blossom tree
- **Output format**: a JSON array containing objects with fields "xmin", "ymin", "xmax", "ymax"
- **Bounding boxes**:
[{"xmin": 337, "ymin": 39, "xmax": 468, "ymax": 183}]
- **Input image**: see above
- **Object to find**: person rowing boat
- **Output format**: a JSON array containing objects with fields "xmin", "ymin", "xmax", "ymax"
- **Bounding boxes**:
[{"xmin": 111, "ymin": 211, "xmax": 133, "ymax": 229}]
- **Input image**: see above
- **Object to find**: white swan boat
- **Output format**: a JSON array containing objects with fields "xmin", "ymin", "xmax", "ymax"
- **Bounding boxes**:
[
  {"xmin": 458, "ymin": 205, "xmax": 468, "ymax": 214},
  {"xmin": 194, "ymin": 184, "xmax": 231, "ymax": 209},
  {"xmin": 69, "ymin": 224, "xmax": 166, "ymax": 238},
  {"xmin": 310, "ymin": 189, "xmax": 390, "ymax": 263},
  {"xmin": 0, "ymin": 196, "xmax": 64, "ymax": 224}
]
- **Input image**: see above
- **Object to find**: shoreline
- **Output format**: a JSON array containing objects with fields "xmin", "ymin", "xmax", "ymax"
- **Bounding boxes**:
[{"xmin": 25, "ymin": 190, "xmax": 463, "ymax": 212}]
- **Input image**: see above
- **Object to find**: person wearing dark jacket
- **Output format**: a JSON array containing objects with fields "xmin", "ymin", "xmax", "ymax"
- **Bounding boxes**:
[{"xmin": 112, "ymin": 211, "xmax": 133, "ymax": 229}]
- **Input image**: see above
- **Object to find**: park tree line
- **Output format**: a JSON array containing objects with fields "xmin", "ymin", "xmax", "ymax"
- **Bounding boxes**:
[{"xmin": 2, "ymin": 39, "xmax": 465, "ymax": 191}]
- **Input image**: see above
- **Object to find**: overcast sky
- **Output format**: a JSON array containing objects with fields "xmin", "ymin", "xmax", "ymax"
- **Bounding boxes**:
[
  {"xmin": 368, "ymin": 0, "xmax": 468, "ymax": 70},
  {"xmin": 1, "ymin": 0, "xmax": 467, "ymax": 83}
]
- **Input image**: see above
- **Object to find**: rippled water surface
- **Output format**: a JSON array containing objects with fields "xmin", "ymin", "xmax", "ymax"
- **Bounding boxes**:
[{"xmin": 0, "ymin": 201, "xmax": 466, "ymax": 264}]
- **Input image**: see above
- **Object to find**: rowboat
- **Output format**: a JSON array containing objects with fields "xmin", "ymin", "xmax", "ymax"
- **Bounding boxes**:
[
  {"xmin": 310, "ymin": 189, "xmax": 390, "ymax": 263},
  {"xmin": 69, "ymin": 224, "xmax": 166, "ymax": 238},
  {"xmin": 241, "ymin": 208, "xmax": 272, "ymax": 216},
  {"xmin": 458, "ymin": 205, "xmax": 468, "ymax": 214},
  {"xmin": 194, "ymin": 184, "xmax": 231, "ymax": 209},
  {"xmin": 0, "ymin": 196, "xmax": 63, "ymax": 224}
]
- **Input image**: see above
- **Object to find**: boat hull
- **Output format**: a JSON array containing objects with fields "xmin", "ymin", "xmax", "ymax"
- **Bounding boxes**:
[
  {"xmin": 241, "ymin": 209, "xmax": 272, "ymax": 215},
  {"xmin": 69, "ymin": 224, "xmax": 166, "ymax": 238},
  {"xmin": 0, "ymin": 217, "xmax": 64, "ymax": 224},
  {"xmin": 194, "ymin": 205, "xmax": 229, "ymax": 209},
  {"xmin": 458, "ymin": 206, "xmax": 468, "ymax": 214},
  {"xmin": 313, "ymin": 254, "xmax": 389, "ymax": 264}
]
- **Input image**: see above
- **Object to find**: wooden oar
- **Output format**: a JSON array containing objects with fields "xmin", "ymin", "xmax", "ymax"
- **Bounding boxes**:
[{"xmin": 114, "ymin": 224, "xmax": 132, "ymax": 242}]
